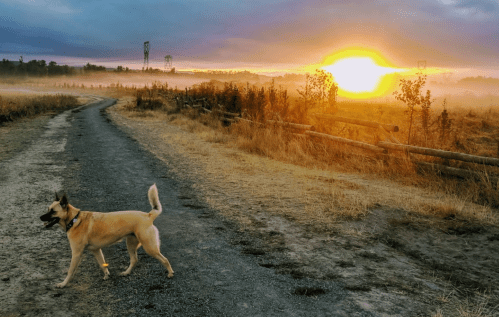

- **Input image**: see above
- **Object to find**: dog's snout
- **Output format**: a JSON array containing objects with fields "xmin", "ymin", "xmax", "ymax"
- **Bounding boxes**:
[{"xmin": 40, "ymin": 210, "xmax": 54, "ymax": 221}]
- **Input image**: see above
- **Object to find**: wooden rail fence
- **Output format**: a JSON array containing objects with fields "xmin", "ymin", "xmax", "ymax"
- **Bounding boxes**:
[{"xmin": 176, "ymin": 96, "xmax": 499, "ymax": 181}]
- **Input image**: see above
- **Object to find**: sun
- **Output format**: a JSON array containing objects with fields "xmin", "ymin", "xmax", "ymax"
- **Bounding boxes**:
[
  {"xmin": 320, "ymin": 48, "xmax": 407, "ymax": 99},
  {"xmin": 323, "ymin": 57, "xmax": 396, "ymax": 93}
]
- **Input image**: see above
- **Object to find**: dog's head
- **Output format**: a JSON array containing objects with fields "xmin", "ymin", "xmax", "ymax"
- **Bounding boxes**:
[{"xmin": 40, "ymin": 192, "xmax": 69, "ymax": 229}]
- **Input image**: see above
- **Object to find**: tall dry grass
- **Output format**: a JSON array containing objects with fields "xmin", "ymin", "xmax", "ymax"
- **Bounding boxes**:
[
  {"xmin": 122, "ymin": 84, "xmax": 498, "ymax": 222},
  {"xmin": 111, "ymin": 79, "xmax": 499, "ymax": 226},
  {"xmin": 193, "ymin": 110, "xmax": 499, "ymax": 224},
  {"xmin": 0, "ymin": 93, "xmax": 79, "ymax": 124}
]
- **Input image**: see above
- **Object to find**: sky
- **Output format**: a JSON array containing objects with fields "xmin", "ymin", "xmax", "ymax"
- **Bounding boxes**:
[{"xmin": 0, "ymin": 0, "xmax": 498, "ymax": 75}]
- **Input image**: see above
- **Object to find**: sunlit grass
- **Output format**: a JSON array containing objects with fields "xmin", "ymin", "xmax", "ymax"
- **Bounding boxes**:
[{"xmin": 0, "ymin": 93, "xmax": 80, "ymax": 123}]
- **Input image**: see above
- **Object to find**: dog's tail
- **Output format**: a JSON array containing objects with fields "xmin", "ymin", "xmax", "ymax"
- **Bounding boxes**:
[{"xmin": 148, "ymin": 184, "xmax": 162, "ymax": 221}]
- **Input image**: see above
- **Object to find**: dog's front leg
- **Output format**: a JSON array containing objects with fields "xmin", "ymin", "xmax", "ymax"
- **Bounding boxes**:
[
  {"xmin": 57, "ymin": 245, "xmax": 84, "ymax": 288},
  {"xmin": 90, "ymin": 249, "xmax": 110, "ymax": 280}
]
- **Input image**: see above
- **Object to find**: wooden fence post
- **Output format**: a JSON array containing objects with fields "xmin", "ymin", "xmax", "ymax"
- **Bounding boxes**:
[{"xmin": 377, "ymin": 142, "xmax": 499, "ymax": 167}]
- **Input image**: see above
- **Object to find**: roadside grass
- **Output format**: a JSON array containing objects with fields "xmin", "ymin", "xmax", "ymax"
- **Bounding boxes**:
[
  {"xmin": 432, "ymin": 290, "xmax": 497, "ymax": 317},
  {"xmin": 0, "ymin": 93, "xmax": 80, "ymax": 124},
  {"xmin": 115, "ymin": 96, "xmax": 498, "ymax": 228}
]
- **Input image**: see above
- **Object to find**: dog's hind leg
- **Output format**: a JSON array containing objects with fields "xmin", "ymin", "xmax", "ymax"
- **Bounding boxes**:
[
  {"xmin": 140, "ymin": 226, "xmax": 174, "ymax": 278},
  {"xmin": 120, "ymin": 235, "xmax": 141, "ymax": 276},
  {"xmin": 90, "ymin": 249, "xmax": 110, "ymax": 280},
  {"xmin": 150, "ymin": 252, "xmax": 174, "ymax": 278}
]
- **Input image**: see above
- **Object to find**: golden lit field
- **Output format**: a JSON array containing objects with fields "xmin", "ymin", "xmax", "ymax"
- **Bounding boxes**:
[
  {"xmin": 2, "ymin": 74, "xmax": 498, "ymax": 222},
  {"xmin": 331, "ymin": 98, "xmax": 499, "ymax": 158},
  {"xmin": 1, "ymin": 74, "xmax": 498, "ymax": 315},
  {"xmin": 123, "ymin": 97, "xmax": 498, "ymax": 227},
  {"xmin": 0, "ymin": 91, "xmax": 80, "ymax": 124},
  {"xmin": 109, "ymin": 77, "xmax": 499, "ymax": 226},
  {"xmin": 0, "ymin": 73, "xmax": 222, "ymax": 93}
]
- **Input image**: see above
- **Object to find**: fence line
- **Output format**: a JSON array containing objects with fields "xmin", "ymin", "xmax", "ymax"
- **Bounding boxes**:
[
  {"xmin": 180, "ymin": 98, "xmax": 498, "ymax": 180},
  {"xmin": 314, "ymin": 113, "xmax": 399, "ymax": 132},
  {"xmin": 306, "ymin": 131, "xmax": 386, "ymax": 153},
  {"xmin": 377, "ymin": 142, "xmax": 499, "ymax": 167},
  {"xmin": 415, "ymin": 161, "xmax": 499, "ymax": 183},
  {"xmin": 266, "ymin": 120, "xmax": 315, "ymax": 131}
]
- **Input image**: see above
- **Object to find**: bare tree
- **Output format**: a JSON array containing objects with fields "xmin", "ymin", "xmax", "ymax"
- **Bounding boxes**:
[{"xmin": 393, "ymin": 72, "xmax": 432, "ymax": 145}]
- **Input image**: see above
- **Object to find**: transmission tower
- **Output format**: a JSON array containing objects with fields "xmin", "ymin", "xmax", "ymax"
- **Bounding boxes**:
[
  {"xmin": 164, "ymin": 55, "xmax": 172, "ymax": 72},
  {"xmin": 143, "ymin": 41, "xmax": 150, "ymax": 70}
]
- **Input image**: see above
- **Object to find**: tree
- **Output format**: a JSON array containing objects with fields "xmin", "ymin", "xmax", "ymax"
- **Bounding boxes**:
[
  {"xmin": 219, "ymin": 82, "xmax": 242, "ymax": 114},
  {"xmin": 393, "ymin": 72, "xmax": 433, "ymax": 145},
  {"xmin": 48, "ymin": 61, "xmax": 58, "ymax": 75},
  {"xmin": 437, "ymin": 99, "xmax": 452, "ymax": 146},
  {"xmin": 297, "ymin": 70, "xmax": 339, "ymax": 120},
  {"xmin": 0, "ymin": 59, "xmax": 16, "ymax": 75},
  {"xmin": 83, "ymin": 63, "xmax": 106, "ymax": 73},
  {"xmin": 420, "ymin": 89, "xmax": 433, "ymax": 144},
  {"xmin": 267, "ymin": 79, "xmax": 289, "ymax": 121}
]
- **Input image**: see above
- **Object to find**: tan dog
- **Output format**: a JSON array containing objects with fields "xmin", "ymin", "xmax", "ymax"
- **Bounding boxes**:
[{"xmin": 40, "ymin": 184, "xmax": 174, "ymax": 288}]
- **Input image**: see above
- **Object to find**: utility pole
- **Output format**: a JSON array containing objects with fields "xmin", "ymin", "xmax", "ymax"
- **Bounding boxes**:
[
  {"xmin": 143, "ymin": 41, "xmax": 150, "ymax": 71},
  {"xmin": 164, "ymin": 55, "xmax": 172, "ymax": 72}
]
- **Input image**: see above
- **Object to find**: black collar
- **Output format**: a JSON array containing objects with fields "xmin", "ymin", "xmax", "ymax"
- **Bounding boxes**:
[{"xmin": 66, "ymin": 212, "xmax": 80, "ymax": 232}]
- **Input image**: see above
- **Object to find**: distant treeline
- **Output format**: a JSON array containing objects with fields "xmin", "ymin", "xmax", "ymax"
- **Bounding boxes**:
[
  {"xmin": 0, "ymin": 59, "xmax": 76, "ymax": 76},
  {"xmin": 83, "ymin": 62, "xmax": 107, "ymax": 72},
  {"xmin": 189, "ymin": 70, "xmax": 305, "ymax": 83},
  {"xmin": 458, "ymin": 76, "xmax": 499, "ymax": 85},
  {"xmin": 0, "ymin": 59, "xmax": 124, "ymax": 77}
]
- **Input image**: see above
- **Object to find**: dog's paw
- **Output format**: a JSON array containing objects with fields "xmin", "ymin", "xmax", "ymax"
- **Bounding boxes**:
[
  {"xmin": 56, "ymin": 282, "xmax": 66, "ymax": 288},
  {"xmin": 103, "ymin": 274, "xmax": 110, "ymax": 280},
  {"xmin": 167, "ymin": 272, "xmax": 174, "ymax": 278}
]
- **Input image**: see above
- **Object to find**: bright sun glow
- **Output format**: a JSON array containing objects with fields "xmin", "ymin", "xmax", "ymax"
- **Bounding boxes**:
[
  {"xmin": 319, "ymin": 48, "xmax": 409, "ymax": 99},
  {"xmin": 323, "ymin": 57, "xmax": 399, "ymax": 93}
]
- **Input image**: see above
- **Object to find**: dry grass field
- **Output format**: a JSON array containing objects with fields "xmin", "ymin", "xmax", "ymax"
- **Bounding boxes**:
[
  {"xmin": 0, "ymin": 91, "xmax": 80, "ymax": 124},
  {"xmin": 1, "ymin": 76, "xmax": 499, "ymax": 315},
  {"xmin": 1, "ymin": 74, "xmax": 498, "ymax": 224},
  {"xmin": 121, "ymin": 95, "xmax": 499, "ymax": 227}
]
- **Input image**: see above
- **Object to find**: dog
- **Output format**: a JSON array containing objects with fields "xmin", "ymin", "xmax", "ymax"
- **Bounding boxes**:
[{"xmin": 40, "ymin": 184, "xmax": 174, "ymax": 288}]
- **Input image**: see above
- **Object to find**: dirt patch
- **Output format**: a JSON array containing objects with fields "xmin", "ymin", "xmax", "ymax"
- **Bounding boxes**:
[
  {"xmin": 106, "ymin": 101, "xmax": 499, "ymax": 316},
  {"xmin": 0, "ymin": 97, "xmax": 114, "ymax": 317},
  {"xmin": 0, "ymin": 115, "xmax": 52, "ymax": 162}
]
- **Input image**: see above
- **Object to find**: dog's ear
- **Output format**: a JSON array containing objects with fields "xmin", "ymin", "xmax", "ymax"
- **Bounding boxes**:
[
  {"xmin": 55, "ymin": 192, "xmax": 60, "ymax": 201},
  {"xmin": 60, "ymin": 194, "xmax": 68, "ymax": 209}
]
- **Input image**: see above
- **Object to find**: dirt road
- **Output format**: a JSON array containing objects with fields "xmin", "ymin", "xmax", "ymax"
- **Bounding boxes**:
[
  {"xmin": 1, "ymin": 96, "xmax": 498, "ymax": 316},
  {"xmin": 0, "ymin": 98, "xmax": 372, "ymax": 316}
]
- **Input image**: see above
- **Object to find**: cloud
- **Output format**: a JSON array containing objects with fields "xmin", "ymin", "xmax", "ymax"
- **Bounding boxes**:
[
  {"xmin": 0, "ymin": 0, "xmax": 77, "ymax": 20},
  {"xmin": 0, "ymin": 0, "xmax": 497, "ymax": 70},
  {"xmin": 0, "ymin": 42, "xmax": 54, "ymax": 54},
  {"xmin": 454, "ymin": 0, "xmax": 498, "ymax": 13}
]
